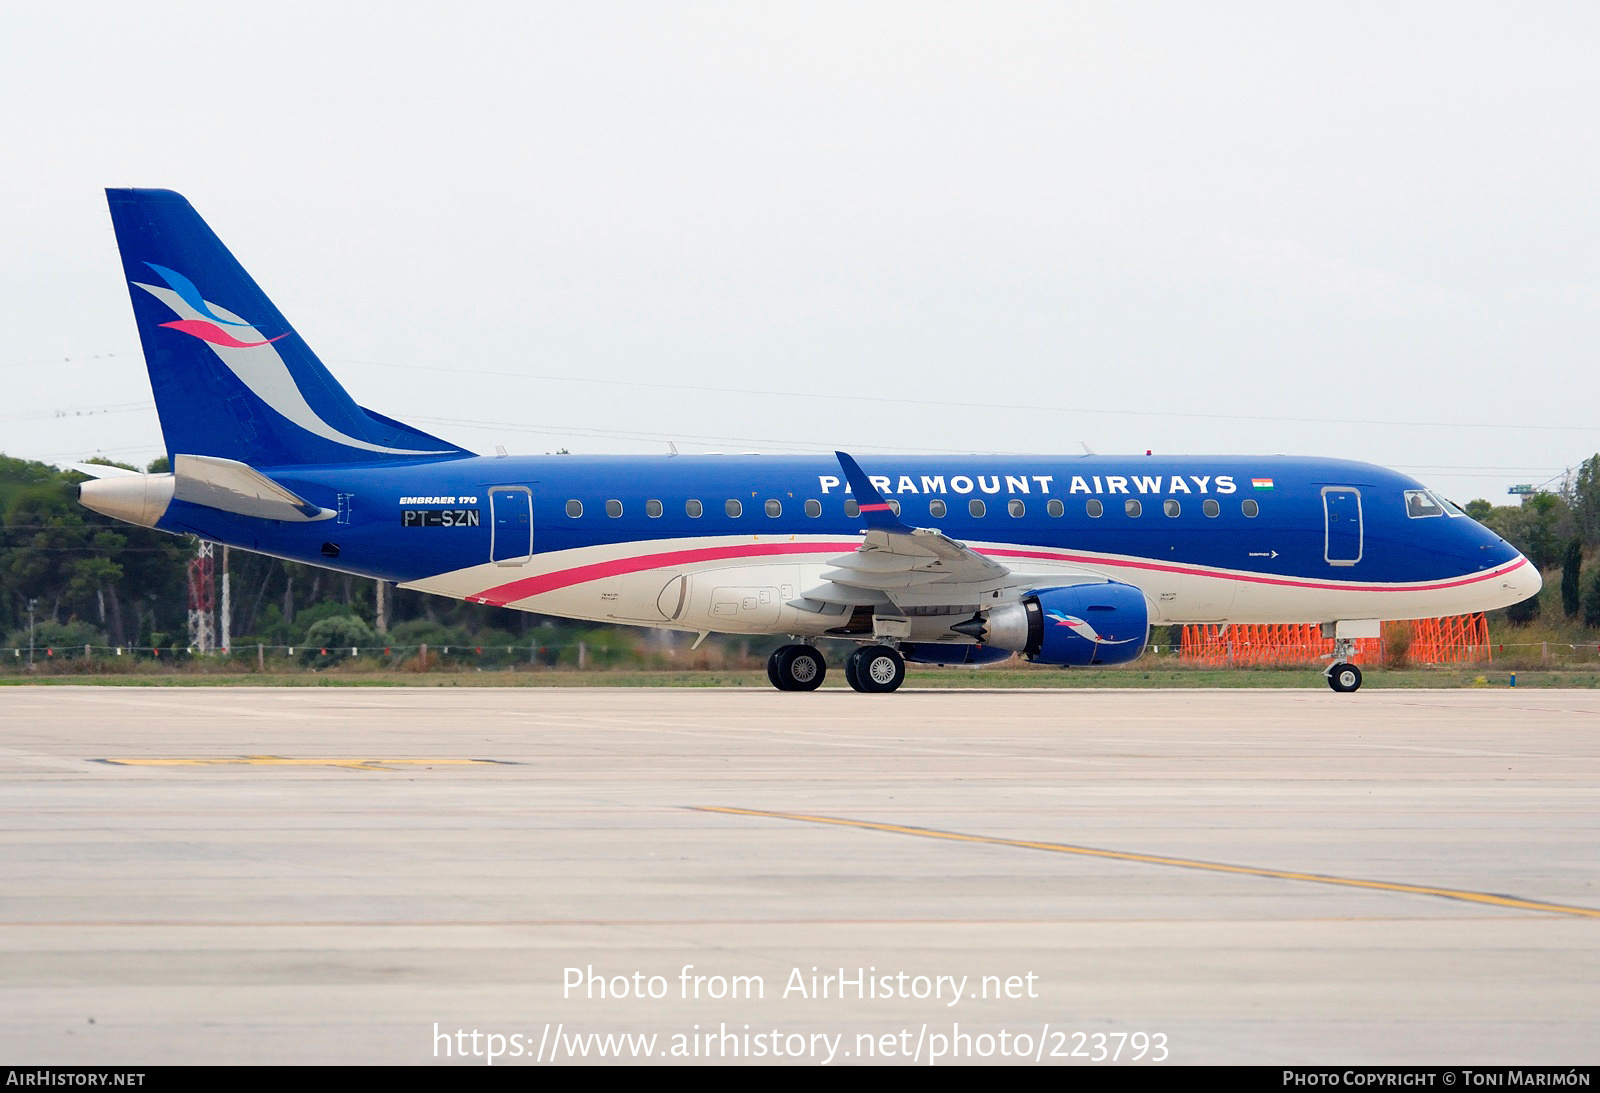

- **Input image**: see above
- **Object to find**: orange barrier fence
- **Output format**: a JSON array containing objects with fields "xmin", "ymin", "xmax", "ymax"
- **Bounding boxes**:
[{"xmin": 1180, "ymin": 614, "xmax": 1492, "ymax": 667}]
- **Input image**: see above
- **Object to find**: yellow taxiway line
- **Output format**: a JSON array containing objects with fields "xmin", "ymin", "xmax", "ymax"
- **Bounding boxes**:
[{"xmin": 696, "ymin": 805, "xmax": 1600, "ymax": 920}]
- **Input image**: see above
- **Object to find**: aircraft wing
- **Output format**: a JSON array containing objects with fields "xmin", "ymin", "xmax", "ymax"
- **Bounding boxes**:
[{"xmin": 811, "ymin": 452, "xmax": 1105, "ymax": 612}]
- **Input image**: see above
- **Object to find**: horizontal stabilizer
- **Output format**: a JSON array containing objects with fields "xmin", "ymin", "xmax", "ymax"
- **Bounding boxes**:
[
  {"xmin": 172, "ymin": 454, "xmax": 334, "ymax": 522},
  {"xmin": 67, "ymin": 462, "xmax": 141, "ymax": 479}
]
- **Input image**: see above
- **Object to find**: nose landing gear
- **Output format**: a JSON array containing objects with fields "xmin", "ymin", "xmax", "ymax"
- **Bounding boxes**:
[
  {"xmin": 1324, "ymin": 636, "xmax": 1363, "ymax": 693},
  {"xmin": 1326, "ymin": 662, "xmax": 1363, "ymax": 693}
]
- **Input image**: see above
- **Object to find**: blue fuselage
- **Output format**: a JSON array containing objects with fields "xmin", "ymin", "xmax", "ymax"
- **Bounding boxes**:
[{"xmin": 146, "ymin": 452, "xmax": 1529, "ymax": 630}]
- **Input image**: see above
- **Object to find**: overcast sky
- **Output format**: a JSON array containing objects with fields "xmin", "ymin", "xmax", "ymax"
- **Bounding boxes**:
[{"xmin": 2, "ymin": 1, "xmax": 1597, "ymax": 502}]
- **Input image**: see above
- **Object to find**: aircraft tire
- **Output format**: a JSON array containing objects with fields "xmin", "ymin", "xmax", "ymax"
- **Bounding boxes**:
[
  {"xmin": 769, "ymin": 645, "xmax": 826, "ymax": 691},
  {"xmin": 848, "ymin": 645, "xmax": 905, "ymax": 693},
  {"xmin": 1327, "ymin": 663, "xmax": 1362, "ymax": 693}
]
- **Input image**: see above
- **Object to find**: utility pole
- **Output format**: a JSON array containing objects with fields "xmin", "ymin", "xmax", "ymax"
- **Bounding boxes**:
[
  {"xmin": 219, "ymin": 545, "xmax": 231, "ymax": 654},
  {"xmin": 375, "ymin": 579, "xmax": 389, "ymax": 635},
  {"xmin": 27, "ymin": 598, "xmax": 36, "ymax": 669}
]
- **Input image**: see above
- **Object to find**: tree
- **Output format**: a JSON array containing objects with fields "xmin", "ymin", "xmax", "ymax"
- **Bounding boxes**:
[
  {"xmin": 1585, "ymin": 570, "xmax": 1600, "ymax": 629},
  {"xmin": 1562, "ymin": 539, "xmax": 1583, "ymax": 617},
  {"xmin": 1478, "ymin": 493, "xmax": 1571, "ymax": 570},
  {"xmin": 2, "ymin": 458, "xmax": 190, "ymax": 646},
  {"xmin": 301, "ymin": 614, "xmax": 377, "ymax": 667},
  {"xmin": 1565, "ymin": 454, "xmax": 1600, "ymax": 546},
  {"xmin": 2, "ymin": 618, "xmax": 107, "ymax": 654}
]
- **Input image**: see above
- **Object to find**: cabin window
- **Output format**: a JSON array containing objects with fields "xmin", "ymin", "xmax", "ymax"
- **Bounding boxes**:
[
  {"xmin": 887, "ymin": 499, "xmax": 901, "ymax": 516},
  {"xmin": 565, "ymin": 500, "xmax": 582, "ymax": 518},
  {"xmin": 1242, "ymin": 499, "xmax": 1259, "ymax": 518},
  {"xmin": 1125, "ymin": 499, "xmax": 1141, "ymax": 517},
  {"xmin": 1163, "ymin": 499, "xmax": 1180, "ymax": 517},
  {"xmin": 1008, "ymin": 499, "xmax": 1025, "ymax": 517},
  {"xmin": 605, "ymin": 499, "xmax": 623, "ymax": 518},
  {"xmin": 1086, "ymin": 499, "xmax": 1103, "ymax": 518},
  {"xmin": 1405, "ymin": 490, "xmax": 1444, "ymax": 519},
  {"xmin": 929, "ymin": 499, "xmax": 947, "ymax": 518},
  {"xmin": 686, "ymin": 499, "xmax": 703, "ymax": 518},
  {"xmin": 1047, "ymin": 499, "xmax": 1064, "ymax": 518},
  {"xmin": 969, "ymin": 499, "xmax": 986, "ymax": 517},
  {"xmin": 646, "ymin": 499, "xmax": 663, "ymax": 518},
  {"xmin": 725, "ymin": 499, "xmax": 742, "ymax": 518},
  {"xmin": 805, "ymin": 499, "xmax": 821, "ymax": 518},
  {"xmin": 844, "ymin": 499, "xmax": 860, "ymax": 518},
  {"xmin": 1203, "ymin": 499, "xmax": 1220, "ymax": 518},
  {"xmin": 765, "ymin": 499, "xmax": 781, "ymax": 517}
]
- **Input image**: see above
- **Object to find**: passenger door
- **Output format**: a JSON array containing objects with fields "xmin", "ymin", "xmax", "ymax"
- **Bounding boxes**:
[
  {"xmin": 1322, "ymin": 487, "xmax": 1363, "ymax": 566},
  {"xmin": 489, "ymin": 487, "xmax": 533, "ymax": 566}
]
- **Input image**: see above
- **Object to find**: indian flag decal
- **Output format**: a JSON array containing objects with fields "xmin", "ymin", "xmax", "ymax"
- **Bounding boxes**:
[{"xmin": 1252, "ymin": 478, "xmax": 1275, "ymax": 490}]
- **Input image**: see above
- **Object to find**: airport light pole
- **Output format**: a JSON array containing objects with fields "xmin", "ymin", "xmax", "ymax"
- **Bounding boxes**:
[{"xmin": 27, "ymin": 598, "xmax": 36, "ymax": 668}]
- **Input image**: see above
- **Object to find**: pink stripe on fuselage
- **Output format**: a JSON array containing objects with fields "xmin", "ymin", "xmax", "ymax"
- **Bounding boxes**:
[
  {"xmin": 468, "ymin": 541, "xmax": 862, "ymax": 606},
  {"xmin": 467, "ymin": 539, "xmax": 1528, "ymax": 606}
]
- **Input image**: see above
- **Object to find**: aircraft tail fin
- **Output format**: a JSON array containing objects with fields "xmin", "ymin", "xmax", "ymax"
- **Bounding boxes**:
[{"xmin": 105, "ymin": 188, "xmax": 473, "ymax": 467}]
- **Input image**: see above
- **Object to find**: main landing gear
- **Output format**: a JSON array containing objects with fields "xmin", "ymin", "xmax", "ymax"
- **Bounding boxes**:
[
  {"xmin": 844, "ymin": 644, "xmax": 906, "ymax": 694},
  {"xmin": 1324, "ymin": 637, "xmax": 1363, "ymax": 693},
  {"xmin": 767, "ymin": 644, "xmax": 827, "ymax": 691},
  {"xmin": 765, "ymin": 643, "xmax": 909, "ymax": 693}
]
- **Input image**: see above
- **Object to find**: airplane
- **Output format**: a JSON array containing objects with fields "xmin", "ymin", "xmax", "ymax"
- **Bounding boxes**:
[{"xmin": 74, "ymin": 189, "xmax": 1541, "ymax": 694}]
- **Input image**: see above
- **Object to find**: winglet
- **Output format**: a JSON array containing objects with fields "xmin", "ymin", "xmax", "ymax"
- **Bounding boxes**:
[{"xmin": 834, "ymin": 451, "xmax": 912, "ymax": 532}]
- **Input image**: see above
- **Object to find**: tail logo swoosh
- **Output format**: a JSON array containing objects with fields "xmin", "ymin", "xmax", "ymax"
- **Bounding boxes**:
[
  {"xmin": 131, "ymin": 274, "xmax": 450, "ymax": 456},
  {"xmin": 157, "ymin": 319, "xmax": 289, "ymax": 349}
]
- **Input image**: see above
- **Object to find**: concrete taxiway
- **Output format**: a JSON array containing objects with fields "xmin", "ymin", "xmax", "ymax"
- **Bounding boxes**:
[{"xmin": 0, "ymin": 686, "xmax": 1596, "ymax": 1065}]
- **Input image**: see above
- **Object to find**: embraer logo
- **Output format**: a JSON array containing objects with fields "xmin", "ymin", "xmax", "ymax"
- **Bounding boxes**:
[{"xmin": 137, "ymin": 264, "xmax": 288, "ymax": 348}]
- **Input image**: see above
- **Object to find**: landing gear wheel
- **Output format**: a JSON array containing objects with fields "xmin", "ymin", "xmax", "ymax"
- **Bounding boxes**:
[
  {"xmin": 846, "ymin": 645, "xmax": 905, "ymax": 693},
  {"xmin": 767, "ymin": 644, "xmax": 826, "ymax": 691},
  {"xmin": 1327, "ymin": 662, "xmax": 1362, "ymax": 693}
]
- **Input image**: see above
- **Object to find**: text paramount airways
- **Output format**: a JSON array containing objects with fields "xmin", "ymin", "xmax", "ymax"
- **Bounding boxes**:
[
  {"xmin": 565, "ymin": 965, "xmax": 1041, "ymax": 1007},
  {"xmin": 817, "ymin": 472, "xmax": 1249, "ymax": 496}
]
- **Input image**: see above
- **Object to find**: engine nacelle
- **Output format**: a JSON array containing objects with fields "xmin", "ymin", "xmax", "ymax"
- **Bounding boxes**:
[
  {"xmin": 965, "ymin": 583, "xmax": 1149, "ymax": 666},
  {"xmin": 900, "ymin": 642, "xmax": 1016, "ymax": 666}
]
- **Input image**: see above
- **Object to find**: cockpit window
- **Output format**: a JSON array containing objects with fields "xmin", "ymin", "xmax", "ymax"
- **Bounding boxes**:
[
  {"xmin": 1404, "ymin": 490, "xmax": 1444, "ymax": 519},
  {"xmin": 1433, "ymin": 491, "xmax": 1466, "ymax": 517}
]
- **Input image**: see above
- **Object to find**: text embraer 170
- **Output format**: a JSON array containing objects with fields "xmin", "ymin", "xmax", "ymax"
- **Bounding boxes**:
[{"xmin": 76, "ymin": 189, "xmax": 1540, "ymax": 693}]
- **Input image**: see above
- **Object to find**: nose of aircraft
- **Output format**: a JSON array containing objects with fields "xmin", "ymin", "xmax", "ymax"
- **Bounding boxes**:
[{"xmin": 1502, "ymin": 555, "xmax": 1543, "ymax": 605}]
